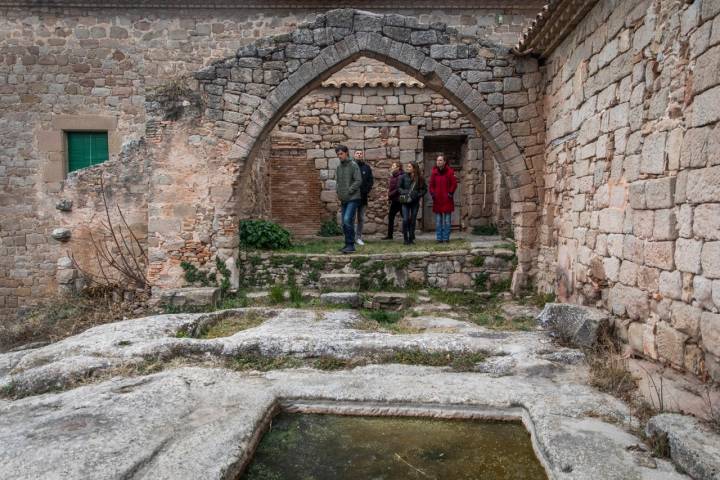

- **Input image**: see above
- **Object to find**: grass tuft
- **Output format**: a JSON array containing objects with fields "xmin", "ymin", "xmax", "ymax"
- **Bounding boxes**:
[
  {"xmin": 199, "ymin": 312, "xmax": 265, "ymax": 339},
  {"xmin": 272, "ymin": 239, "xmax": 470, "ymax": 255}
]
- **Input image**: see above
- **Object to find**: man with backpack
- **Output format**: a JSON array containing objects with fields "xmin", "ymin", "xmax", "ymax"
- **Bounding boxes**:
[{"xmin": 353, "ymin": 149, "xmax": 374, "ymax": 246}]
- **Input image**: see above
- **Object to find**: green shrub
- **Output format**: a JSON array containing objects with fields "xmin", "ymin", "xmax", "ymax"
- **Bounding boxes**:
[
  {"xmin": 269, "ymin": 284, "xmax": 285, "ymax": 304},
  {"xmin": 474, "ymin": 272, "xmax": 490, "ymax": 290},
  {"xmin": 318, "ymin": 218, "xmax": 343, "ymax": 237},
  {"xmin": 490, "ymin": 277, "xmax": 512, "ymax": 294},
  {"xmin": 288, "ymin": 284, "xmax": 303, "ymax": 306},
  {"xmin": 215, "ymin": 257, "xmax": 231, "ymax": 295},
  {"xmin": 472, "ymin": 224, "xmax": 499, "ymax": 236},
  {"xmin": 180, "ymin": 261, "xmax": 212, "ymax": 286},
  {"xmin": 239, "ymin": 220, "xmax": 292, "ymax": 250},
  {"xmin": 361, "ymin": 309, "xmax": 402, "ymax": 324}
]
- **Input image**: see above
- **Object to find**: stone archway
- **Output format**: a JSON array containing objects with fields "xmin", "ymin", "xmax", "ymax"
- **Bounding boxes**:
[{"xmin": 165, "ymin": 9, "xmax": 541, "ymax": 289}]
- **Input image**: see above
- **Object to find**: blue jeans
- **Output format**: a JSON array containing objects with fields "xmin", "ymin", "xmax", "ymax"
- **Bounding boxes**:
[
  {"xmin": 435, "ymin": 212, "xmax": 452, "ymax": 241},
  {"xmin": 402, "ymin": 201, "xmax": 420, "ymax": 243},
  {"xmin": 355, "ymin": 203, "xmax": 366, "ymax": 240},
  {"xmin": 341, "ymin": 200, "xmax": 360, "ymax": 247}
]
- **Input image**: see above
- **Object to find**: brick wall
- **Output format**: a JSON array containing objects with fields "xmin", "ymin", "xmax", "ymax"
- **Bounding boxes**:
[{"xmin": 268, "ymin": 140, "xmax": 326, "ymax": 236}]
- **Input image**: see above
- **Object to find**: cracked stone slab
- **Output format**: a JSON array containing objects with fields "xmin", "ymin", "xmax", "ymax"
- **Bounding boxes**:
[
  {"xmin": 646, "ymin": 413, "xmax": 720, "ymax": 479},
  {"xmin": 1, "ymin": 308, "xmax": 566, "ymax": 396},
  {"xmin": 0, "ymin": 366, "xmax": 689, "ymax": 480}
]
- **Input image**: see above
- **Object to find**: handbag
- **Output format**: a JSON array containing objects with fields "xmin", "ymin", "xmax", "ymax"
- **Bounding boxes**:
[{"xmin": 399, "ymin": 181, "xmax": 416, "ymax": 204}]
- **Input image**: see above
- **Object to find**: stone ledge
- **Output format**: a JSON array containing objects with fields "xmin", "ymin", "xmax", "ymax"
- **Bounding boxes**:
[{"xmin": 646, "ymin": 413, "xmax": 720, "ymax": 480}]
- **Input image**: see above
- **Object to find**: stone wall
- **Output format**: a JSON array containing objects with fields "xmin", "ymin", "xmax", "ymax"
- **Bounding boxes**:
[
  {"xmin": 237, "ymin": 246, "xmax": 515, "ymax": 291},
  {"xmin": 263, "ymin": 79, "xmax": 510, "ymax": 236},
  {"xmin": 147, "ymin": 11, "xmax": 544, "ymax": 296},
  {"xmin": 539, "ymin": 0, "xmax": 720, "ymax": 380},
  {"xmin": 0, "ymin": 3, "xmax": 543, "ymax": 320}
]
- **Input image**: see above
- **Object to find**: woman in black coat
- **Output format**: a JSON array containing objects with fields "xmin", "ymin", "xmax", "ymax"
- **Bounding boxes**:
[{"xmin": 398, "ymin": 161, "xmax": 427, "ymax": 245}]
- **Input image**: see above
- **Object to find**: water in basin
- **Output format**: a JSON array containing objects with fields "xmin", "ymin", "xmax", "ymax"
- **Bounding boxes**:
[{"xmin": 242, "ymin": 412, "xmax": 547, "ymax": 479}]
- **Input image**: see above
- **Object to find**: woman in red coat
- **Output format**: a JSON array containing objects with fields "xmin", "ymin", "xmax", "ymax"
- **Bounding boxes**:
[{"xmin": 429, "ymin": 154, "xmax": 458, "ymax": 243}]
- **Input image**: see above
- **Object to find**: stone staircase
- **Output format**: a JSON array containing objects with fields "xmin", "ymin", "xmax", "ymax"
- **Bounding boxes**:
[{"xmin": 319, "ymin": 273, "xmax": 360, "ymax": 307}]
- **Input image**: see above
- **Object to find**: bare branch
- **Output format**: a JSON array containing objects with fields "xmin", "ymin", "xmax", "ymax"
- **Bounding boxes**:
[{"xmin": 68, "ymin": 175, "xmax": 151, "ymax": 293}]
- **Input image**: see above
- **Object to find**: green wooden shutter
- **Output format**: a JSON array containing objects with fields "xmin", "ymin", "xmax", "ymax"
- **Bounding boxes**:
[{"xmin": 67, "ymin": 132, "xmax": 109, "ymax": 172}]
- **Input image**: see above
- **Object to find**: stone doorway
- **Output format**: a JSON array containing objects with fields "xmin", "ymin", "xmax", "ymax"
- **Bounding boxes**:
[{"xmin": 422, "ymin": 135, "xmax": 466, "ymax": 232}]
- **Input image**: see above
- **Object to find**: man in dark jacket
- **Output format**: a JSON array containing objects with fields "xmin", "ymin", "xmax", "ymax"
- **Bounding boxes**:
[
  {"xmin": 353, "ymin": 149, "xmax": 374, "ymax": 246},
  {"xmin": 383, "ymin": 161, "xmax": 403, "ymax": 240},
  {"xmin": 335, "ymin": 145, "xmax": 362, "ymax": 253}
]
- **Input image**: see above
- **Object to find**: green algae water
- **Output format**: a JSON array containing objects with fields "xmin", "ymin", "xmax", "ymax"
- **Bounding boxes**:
[{"xmin": 242, "ymin": 413, "xmax": 547, "ymax": 480}]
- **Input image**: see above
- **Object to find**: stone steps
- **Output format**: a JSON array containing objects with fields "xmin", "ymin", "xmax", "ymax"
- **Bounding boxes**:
[
  {"xmin": 319, "ymin": 273, "xmax": 360, "ymax": 292},
  {"xmin": 319, "ymin": 292, "xmax": 360, "ymax": 307}
]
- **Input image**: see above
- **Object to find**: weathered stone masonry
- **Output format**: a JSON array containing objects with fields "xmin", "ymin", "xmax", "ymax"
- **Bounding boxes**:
[
  {"xmin": 0, "ymin": 1, "xmax": 542, "ymax": 320},
  {"xmin": 147, "ymin": 10, "xmax": 544, "ymax": 295},
  {"xmin": 536, "ymin": 0, "xmax": 720, "ymax": 380},
  {"xmin": 264, "ymin": 71, "xmax": 511, "ymax": 236},
  {"xmin": 5, "ymin": 0, "xmax": 720, "ymax": 382}
]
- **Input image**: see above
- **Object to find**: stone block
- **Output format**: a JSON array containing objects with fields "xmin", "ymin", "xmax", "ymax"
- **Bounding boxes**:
[
  {"xmin": 640, "ymin": 131, "xmax": 667, "ymax": 174},
  {"xmin": 693, "ymin": 204, "xmax": 720, "ymax": 240},
  {"xmin": 623, "ymin": 235, "xmax": 644, "ymax": 264},
  {"xmin": 285, "ymin": 44, "xmax": 320, "ymax": 59},
  {"xmin": 383, "ymin": 26, "xmax": 410, "ymax": 42},
  {"xmin": 687, "ymin": 166, "xmax": 720, "ymax": 204},
  {"xmin": 320, "ymin": 273, "xmax": 359, "ymax": 291},
  {"xmin": 644, "ymin": 241, "xmax": 674, "ymax": 270},
  {"xmin": 644, "ymin": 177, "xmax": 676, "ymax": 209},
  {"xmin": 353, "ymin": 12, "xmax": 383, "ymax": 32},
  {"xmin": 660, "ymin": 270, "xmax": 682, "ymax": 299},
  {"xmin": 628, "ymin": 182, "xmax": 646, "ymax": 209},
  {"xmin": 504, "ymin": 92, "xmax": 528, "ymax": 107},
  {"xmin": 445, "ymin": 272, "xmax": 472, "ymax": 289},
  {"xmin": 51, "ymin": 228, "xmax": 71, "ymax": 241},
  {"xmin": 693, "ymin": 275, "xmax": 714, "ymax": 310},
  {"xmin": 410, "ymin": 29, "xmax": 438, "ymax": 45},
  {"xmin": 702, "ymin": 241, "xmax": 720, "ymax": 278},
  {"xmin": 56, "ymin": 269, "xmax": 76, "ymax": 284},
  {"xmin": 637, "ymin": 266, "xmax": 660, "ymax": 291},
  {"xmin": 670, "ymin": 302, "xmax": 702, "ymax": 338},
  {"xmin": 608, "ymin": 103, "xmax": 630, "ymax": 131},
  {"xmin": 656, "ymin": 322, "xmax": 688, "ymax": 367},
  {"xmin": 619, "ymin": 260, "xmax": 639, "ymax": 285},
  {"xmin": 603, "ymin": 256, "xmax": 621, "ymax": 282},
  {"xmin": 691, "ymin": 85, "xmax": 720, "ymax": 127},
  {"xmin": 646, "ymin": 413, "xmax": 720, "ymax": 480},
  {"xmin": 320, "ymin": 292, "xmax": 359, "ymax": 307},
  {"xmin": 702, "ymin": 311, "xmax": 720, "ymax": 357},
  {"xmin": 675, "ymin": 238, "xmax": 703, "ymax": 273},
  {"xmin": 537, "ymin": 303, "xmax": 610, "ymax": 348},
  {"xmin": 398, "ymin": 125, "xmax": 418, "ymax": 138},
  {"xmin": 158, "ymin": 287, "xmax": 220, "ymax": 308},
  {"xmin": 628, "ymin": 322, "xmax": 644, "ymax": 353},
  {"xmin": 429, "ymin": 44, "xmax": 458, "ymax": 59},
  {"xmin": 599, "ymin": 208, "xmax": 624, "ymax": 233},
  {"xmin": 633, "ymin": 210, "xmax": 654, "ymax": 239},
  {"xmin": 652, "ymin": 209, "xmax": 677, "ymax": 241},
  {"xmin": 680, "ymin": 127, "xmax": 710, "ymax": 168},
  {"xmin": 608, "ymin": 284, "xmax": 649, "ymax": 319},
  {"xmin": 503, "ymin": 77, "xmax": 522, "ymax": 92}
]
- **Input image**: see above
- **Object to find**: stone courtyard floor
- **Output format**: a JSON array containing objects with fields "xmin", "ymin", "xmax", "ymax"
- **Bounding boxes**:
[{"xmin": 3, "ymin": 296, "xmax": 715, "ymax": 480}]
